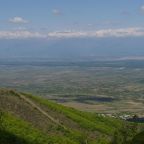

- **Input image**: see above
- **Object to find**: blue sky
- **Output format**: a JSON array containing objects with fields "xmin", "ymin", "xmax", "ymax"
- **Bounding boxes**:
[
  {"xmin": 1, "ymin": 0, "xmax": 144, "ymax": 32},
  {"xmin": 1, "ymin": 0, "xmax": 144, "ymax": 59}
]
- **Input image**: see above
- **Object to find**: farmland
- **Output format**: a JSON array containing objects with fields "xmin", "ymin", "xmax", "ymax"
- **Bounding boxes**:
[{"xmin": 0, "ymin": 59, "xmax": 144, "ymax": 114}]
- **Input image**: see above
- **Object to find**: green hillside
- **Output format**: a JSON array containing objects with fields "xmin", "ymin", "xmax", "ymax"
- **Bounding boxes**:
[{"xmin": 0, "ymin": 89, "xmax": 143, "ymax": 144}]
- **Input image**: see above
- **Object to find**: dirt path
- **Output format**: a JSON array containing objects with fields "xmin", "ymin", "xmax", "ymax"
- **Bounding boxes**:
[
  {"xmin": 13, "ymin": 91, "xmax": 89, "ymax": 144},
  {"xmin": 16, "ymin": 92, "xmax": 68, "ymax": 130}
]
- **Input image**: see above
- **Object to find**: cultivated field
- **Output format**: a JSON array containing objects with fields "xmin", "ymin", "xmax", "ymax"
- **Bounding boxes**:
[{"xmin": 0, "ymin": 60, "xmax": 144, "ymax": 114}]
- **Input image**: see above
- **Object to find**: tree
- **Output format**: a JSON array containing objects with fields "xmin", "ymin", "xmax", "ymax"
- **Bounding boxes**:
[
  {"xmin": 112, "ymin": 123, "xmax": 138, "ymax": 144},
  {"xmin": 112, "ymin": 131, "xmax": 124, "ymax": 144},
  {"xmin": 0, "ymin": 110, "xmax": 4, "ymax": 130}
]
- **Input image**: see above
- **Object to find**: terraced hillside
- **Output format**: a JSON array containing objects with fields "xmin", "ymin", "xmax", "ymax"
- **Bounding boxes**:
[{"xmin": 0, "ymin": 89, "xmax": 142, "ymax": 144}]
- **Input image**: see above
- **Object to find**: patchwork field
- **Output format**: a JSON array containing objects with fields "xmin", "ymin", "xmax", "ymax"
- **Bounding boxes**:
[{"xmin": 0, "ymin": 60, "xmax": 144, "ymax": 115}]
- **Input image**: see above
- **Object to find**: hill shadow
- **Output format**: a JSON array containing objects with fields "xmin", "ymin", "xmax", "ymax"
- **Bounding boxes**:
[{"xmin": 0, "ymin": 130, "xmax": 32, "ymax": 144}]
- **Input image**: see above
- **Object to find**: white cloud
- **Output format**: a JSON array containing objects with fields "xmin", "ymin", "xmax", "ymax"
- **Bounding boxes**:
[
  {"xmin": 0, "ymin": 27, "xmax": 144, "ymax": 39},
  {"xmin": 47, "ymin": 27, "xmax": 144, "ymax": 38},
  {"xmin": 140, "ymin": 5, "xmax": 144, "ymax": 13},
  {"xmin": 9, "ymin": 17, "xmax": 29, "ymax": 24},
  {"xmin": 48, "ymin": 31, "xmax": 87, "ymax": 38},
  {"xmin": 0, "ymin": 31, "xmax": 46, "ymax": 39},
  {"xmin": 94, "ymin": 27, "xmax": 144, "ymax": 37},
  {"xmin": 52, "ymin": 9, "xmax": 61, "ymax": 16}
]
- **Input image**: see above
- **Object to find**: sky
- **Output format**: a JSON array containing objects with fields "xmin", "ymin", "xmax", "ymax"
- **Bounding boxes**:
[
  {"xmin": 1, "ymin": 0, "xmax": 144, "ymax": 59},
  {"xmin": 1, "ymin": 0, "xmax": 144, "ymax": 34}
]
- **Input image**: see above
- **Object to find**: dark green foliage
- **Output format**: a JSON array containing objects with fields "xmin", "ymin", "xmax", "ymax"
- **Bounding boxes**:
[
  {"xmin": 0, "ymin": 130, "xmax": 31, "ymax": 144},
  {"xmin": 0, "ymin": 110, "xmax": 4, "ymax": 131},
  {"xmin": 112, "ymin": 123, "xmax": 138, "ymax": 144},
  {"xmin": 112, "ymin": 131, "xmax": 124, "ymax": 144},
  {"xmin": 132, "ymin": 131, "xmax": 144, "ymax": 144}
]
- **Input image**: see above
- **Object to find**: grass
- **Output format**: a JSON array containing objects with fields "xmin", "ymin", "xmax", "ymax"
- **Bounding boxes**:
[
  {"xmin": 26, "ymin": 93, "xmax": 124, "ymax": 135},
  {"xmin": 0, "ymin": 89, "xmax": 143, "ymax": 144},
  {"xmin": 0, "ymin": 112, "xmax": 77, "ymax": 144}
]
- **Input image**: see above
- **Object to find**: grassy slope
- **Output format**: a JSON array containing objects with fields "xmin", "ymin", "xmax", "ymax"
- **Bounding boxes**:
[
  {"xmin": 0, "ymin": 89, "xmax": 79, "ymax": 144},
  {"xmin": 0, "ymin": 112, "xmax": 77, "ymax": 144},
  {"xmin": 0, "ymin": 89, "xmax": 142, "ymax": 144},
  {"xmin": 26, "ymin": 93, "xmax": 123, "ymax": 135}
]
